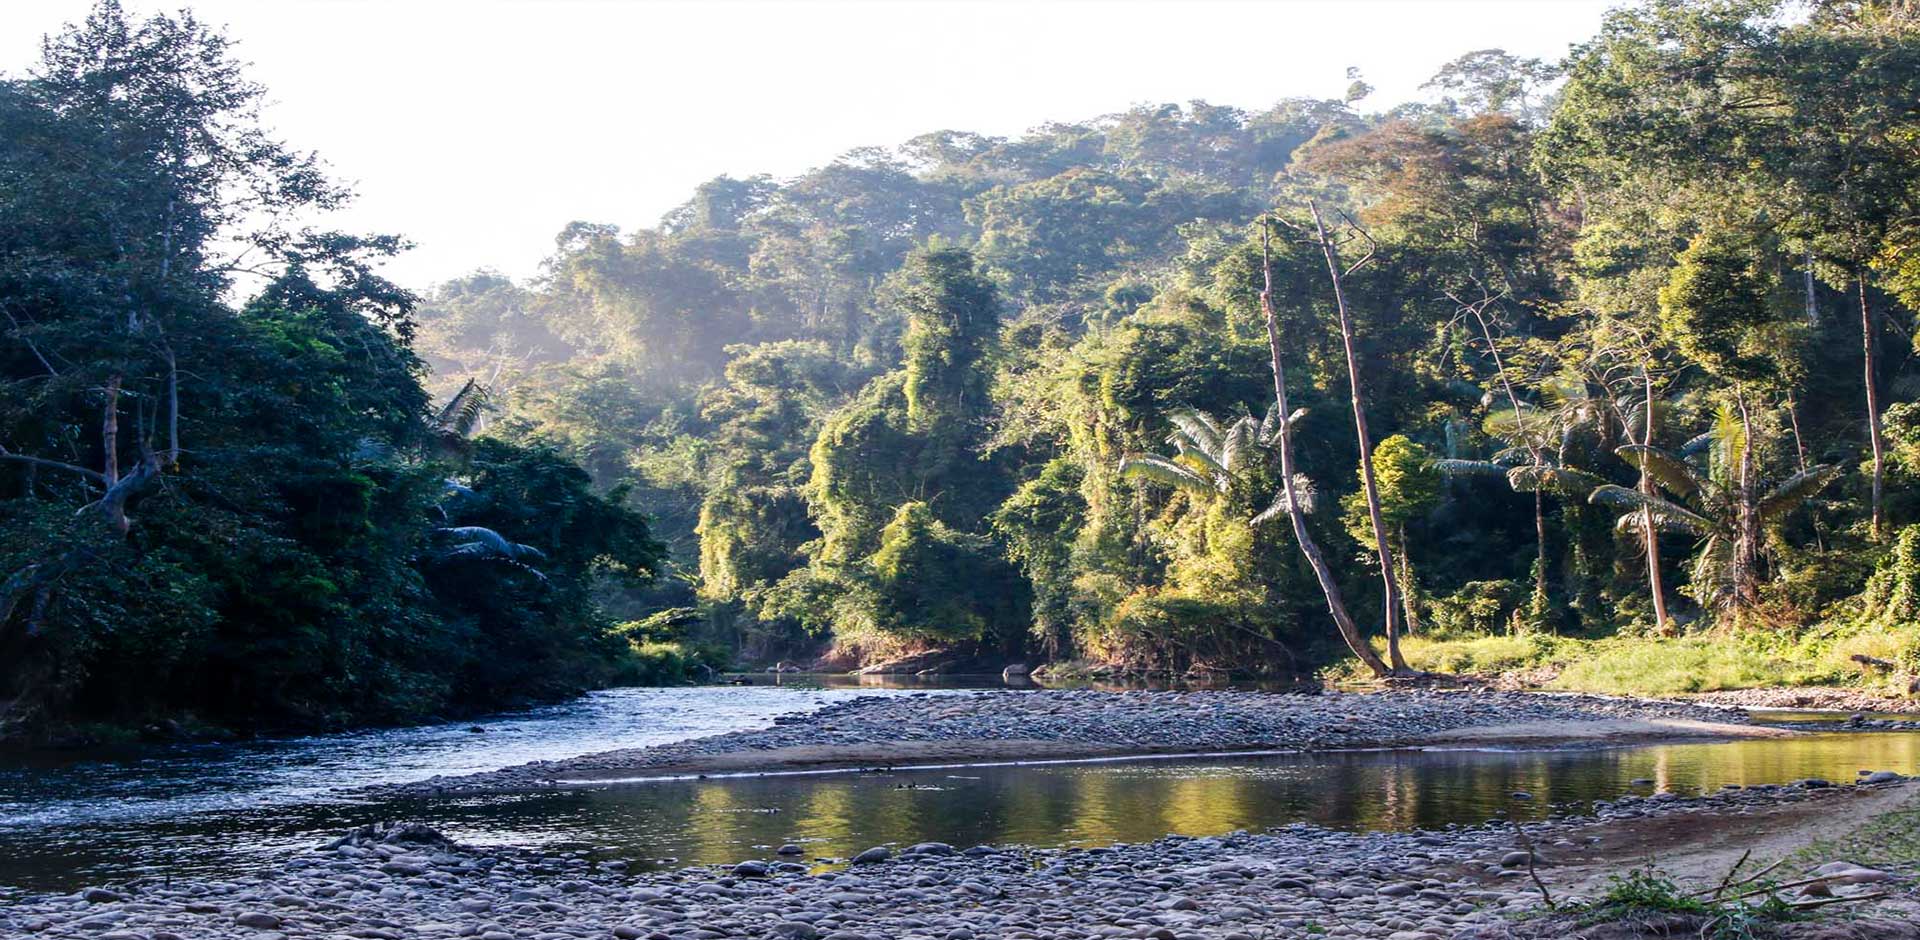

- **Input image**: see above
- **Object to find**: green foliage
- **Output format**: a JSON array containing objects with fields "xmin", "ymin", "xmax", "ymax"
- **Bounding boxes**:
[
  {"xmin": 37, "ymin": 0, "xmax": 1902, "ymax": 690},
  {"xmin": 1343, "ymin": 435, "xmax": 1439, "ymax": 550},
  {"xmin": 1657, "ymin": 227, "xmax": 1799, "ymax": 387},
  {"xmin": 895, "ymin": 247, "xmax": 1000, "ymax": 432},
  {"xmin": 0, "ymin": 3, "xmax": 664, "ymax": 735}
]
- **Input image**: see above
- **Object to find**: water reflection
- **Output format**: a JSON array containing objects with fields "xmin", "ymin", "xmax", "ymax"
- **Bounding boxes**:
[{"xmin": 7, "ymin": 730, "xmax": 1917, "ymax": 894}]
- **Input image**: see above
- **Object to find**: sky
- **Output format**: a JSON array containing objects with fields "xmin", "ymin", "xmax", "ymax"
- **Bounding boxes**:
[{"xmin": 0, "ymin": 0, "xmax": 1621, "ymax": 291}]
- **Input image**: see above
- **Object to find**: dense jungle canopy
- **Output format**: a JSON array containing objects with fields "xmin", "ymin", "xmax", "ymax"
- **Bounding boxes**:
[{"xmin": 8, "ymin": 0, "xmax": 1920, "ymax": 733}]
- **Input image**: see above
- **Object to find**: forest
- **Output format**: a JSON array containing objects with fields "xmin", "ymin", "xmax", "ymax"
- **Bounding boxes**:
[{"xmin": 7, "ymin": 0, "xmax": 1920, "ymax": 736}]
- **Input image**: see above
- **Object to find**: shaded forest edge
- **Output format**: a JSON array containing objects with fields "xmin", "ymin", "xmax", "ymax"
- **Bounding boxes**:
[{"xmin": 11, "ymin": 1, "xmax": 1920, "ymax": 741}]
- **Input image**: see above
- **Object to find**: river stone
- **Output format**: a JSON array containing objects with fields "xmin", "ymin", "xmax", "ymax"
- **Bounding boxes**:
[
  {"xmin": 234, "ymin": 912, "xmax": 282, "ymax": 929},
  {"xmin": 851, "ymin": 846, "xmax": 891, "ymax": 864},
  {"xmin": 732, "ymin": 860, "xmax": 771, "ymax": 877}
]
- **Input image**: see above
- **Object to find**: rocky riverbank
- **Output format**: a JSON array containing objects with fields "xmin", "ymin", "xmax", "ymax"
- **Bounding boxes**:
[
  {"xmin": 367, "ymin": 689, "xmax": 1777, "ymax": 796},
  {"xmin": 8, "ymin": 777, "xmax": 1915, "ymax": 940}
]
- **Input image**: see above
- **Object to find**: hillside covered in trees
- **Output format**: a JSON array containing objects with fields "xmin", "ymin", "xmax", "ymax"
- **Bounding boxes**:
[
  {"xmin": 8, "ymin": 0, "xmax": 1920, "ymax": 738},
  {"xmin": 413, "ymin": 0, "xmax": 1920, "ymax": 685}
]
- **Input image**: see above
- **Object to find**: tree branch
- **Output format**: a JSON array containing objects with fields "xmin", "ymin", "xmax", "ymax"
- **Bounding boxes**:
[{"xmin": 0, "ymin": 447, "xmax": 107, "ymax": 485}]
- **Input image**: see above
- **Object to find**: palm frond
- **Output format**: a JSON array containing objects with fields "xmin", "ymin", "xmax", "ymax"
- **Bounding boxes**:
[
  {"xmin": 1588, "ymin": 484, "xmax": 1719, "ymax": 536},
  {"xmin": 1221, "ymin": 417, "xmax": 1261, "ymax": 475},
  {"xmin": 1433, "ymin": 458, "xmax": 1510, "ymax": 480},
  {"xmin": 1690, "ymin": 534, "xmax": 1735, "ymax": 608},
  {"xmin": 1508, "ymin": 465, "xmax": 1605, "ymax": 497},
  {"xmin": 1613, "ymin": 511, "xmax": 1700, "ymax": 537},
  {"xmin": 1251, "ymin": 475, "xmax": 1319, "ymax": 525},
  {"xmin": 1119, "ymin": 454, "xmax": 1213, "ymax": 493},
  {"xmin": 1166, "ymin": 436, "xmax": 1228, "ymax": 481},
  {"xmin": 433, "ymin": 378, "xmax": 492, "ymax": 438},
  {"xmin": 1166, "ymin": 409, "xmax": 1223, "ymax": 455},
  {"xmin": 1759, "ymin": 464, "xmax": 1840, "ymax": 523},
  {"xmin": 1615, "ymin": 444, "xmax": 1703, "ymax": 499},
  {"xmin": 435, "ymin": 525, "xmax": 545, "ymax": 562}
]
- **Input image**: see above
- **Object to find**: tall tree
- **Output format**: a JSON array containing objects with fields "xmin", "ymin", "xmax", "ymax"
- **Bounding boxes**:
[
  {"xmin": 1307, "ymin": 204, "xmax": 1413, "ymax": 674},
  {"xmin": 1257, "ymin": 220, "xmax": 1391, "ymax": 677}
]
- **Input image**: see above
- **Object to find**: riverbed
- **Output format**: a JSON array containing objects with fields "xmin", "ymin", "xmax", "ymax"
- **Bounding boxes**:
[{"xmin": 5, "ymin": 681, "xmax": 1920, "ymax": 897}]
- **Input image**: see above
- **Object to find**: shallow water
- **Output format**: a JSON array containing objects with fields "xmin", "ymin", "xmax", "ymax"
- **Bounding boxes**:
[{"xmin": 3, "ymin": 681, "xmax": 1918, "ymax": 895}]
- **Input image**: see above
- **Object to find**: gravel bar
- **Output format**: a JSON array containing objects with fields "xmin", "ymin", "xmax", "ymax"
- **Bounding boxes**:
[
  {"xmin": 8, "ymin": 779, "xmax": 1910, "ymax": 940},
  {"xmin": 367, "ymin": 689, "xmax": 1770, "ymax": 797}
]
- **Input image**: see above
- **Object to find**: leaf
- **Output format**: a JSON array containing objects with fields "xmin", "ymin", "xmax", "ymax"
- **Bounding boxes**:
[
  {"xmin": 1615, "ymin": 444, "xmax": 1703, "ymax": 499},
  {"xmin": 437, "ymin": 525, "xmax": 515, "ymax": 555},
  {"xmin": 1508, "ymin": 465, "xmax": 1605, "ymax": 497},
  {"xmin": 1588, "ymin": 484, "xmax": 1719, "ymax": 536},
  {"xmin": 1614, "ymin": 510, "xmax": 1699, "ymax": 537},
  {"xmin": 433, "ymin": 378, "xmax": 492, "ymax": 438},
  {"xmin": 1167, "ymin": 436, "xmax": 1228, "ymax": 481},
  {"xmin": 1251, "ymin": 475, "xmax": 1319, "ymax": 525},
  {"xmin": 1165, "ymin": 409, "xmax": 1223, "ymax": 455},
  {"xmin": 1221, "ymin": 417, "xmax": 1261, "ymax": 475},
  {"xmin": 1433, "ymin": 458, "xmax": 1510, "ymax": 479},
  {"xmin": 1118, "ymin": 454, "xmax": 1212, "ymax": 493},
  {"xmin": 1759, "ymin": 464, "xmax": 1839, "ymax": 523},
  {"xmin": 1690, "ymin": 535, "xmax": 1735, "ymax": 608}
]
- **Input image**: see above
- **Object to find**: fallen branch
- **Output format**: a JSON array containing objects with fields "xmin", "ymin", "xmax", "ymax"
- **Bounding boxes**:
[
  {"xmin": 1691, "ymin": 856, "xmax": 1783, "ymax": 899},
  {"xmin": 1510, "ymin": 817, "xmax": 1555, "ymax": 910},
  {"xmin": 1782, "ymin": 891, "xmax": 1891, "ymax": 911},
  {"xmin": 1707, "ymin": 848, "xmax": 1752, "ymax": 900}
]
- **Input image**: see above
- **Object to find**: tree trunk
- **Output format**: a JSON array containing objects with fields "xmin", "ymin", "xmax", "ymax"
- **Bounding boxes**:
[
  {"xmin": 1397, "ymin": 523, "xmax": 1422, "ymax": 635},
  {"xmin": 101, "ymin": 374, "xmax": 122, "ymax": 491},
  {"xmin": 1259, "ymin": 222, "xmax": 1390, "ymax": 678},
  {"xmin": 1533, "ymin": 490, "xmax": 1550, "ymax": 625},
  {"xmin": 1464, "ymin": 297, "xmax": 1550, "ymax": 631},
  {"xmin": 1860, "ymin": 276, "xmax": 1885, "ymax": 541},
  {"xmin": 1732, "ymin": 390, "xmax": 1761, "ymax": 611},
  {"xmin": 1640, "ymin": 366, "xmax": 1671, "ymax": 635},
  {"xmin": 1309, "ymin": 205, "xmax": 1410, "ymax": 674}
]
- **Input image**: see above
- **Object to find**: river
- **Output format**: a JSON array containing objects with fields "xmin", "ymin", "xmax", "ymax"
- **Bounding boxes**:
[{"xmin": 3, "ymin": 679, "xmax": 1917, "ymax": 896}]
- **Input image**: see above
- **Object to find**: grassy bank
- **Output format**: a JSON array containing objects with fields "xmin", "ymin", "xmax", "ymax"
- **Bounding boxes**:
[{"xmin": 1346, "ymin": 622, "xmax": 1919, "ymax": 698}]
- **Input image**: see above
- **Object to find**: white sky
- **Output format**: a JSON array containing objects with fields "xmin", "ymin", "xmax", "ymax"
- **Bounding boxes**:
[{"xmin": 1, "ymin": 0, "xmax": 1620, "ymax": 291}]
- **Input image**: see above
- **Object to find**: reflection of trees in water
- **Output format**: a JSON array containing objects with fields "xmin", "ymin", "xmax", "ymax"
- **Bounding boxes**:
[{"xmin": 459, "ymin": 735, "xmax": 1920, "ymax": 870}]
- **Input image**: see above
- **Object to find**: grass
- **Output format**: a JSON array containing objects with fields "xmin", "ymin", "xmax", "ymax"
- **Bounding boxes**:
[
  {"xmin": 1573, "ymin": 868, "xmax": 1794, "ymax": 940},
  {"xmin": 1344, "ymin": 620, "xmax": 1920, "ymax": 699},
  {"xmin": 1780, "ymin": 788, "xmax": 1920, "ymax": 878}
]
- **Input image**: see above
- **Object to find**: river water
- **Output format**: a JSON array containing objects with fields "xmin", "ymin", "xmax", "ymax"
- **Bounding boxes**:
[{"xmin": 4, "ymin": 679, "xmax": 1918, "ymax": 896}]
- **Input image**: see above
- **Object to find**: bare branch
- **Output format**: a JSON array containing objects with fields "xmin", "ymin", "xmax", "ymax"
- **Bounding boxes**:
[{"xmin": 0, "ymin": 447, "xmax": 107, "ymax": 485}]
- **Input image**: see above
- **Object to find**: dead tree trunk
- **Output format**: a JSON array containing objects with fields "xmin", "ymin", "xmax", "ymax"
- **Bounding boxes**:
[
  {"xmin": 1309, "ymin": 204, "xmax": 1411, "ymax": 675},
  {"xmin": 1640, "ymin": 366, "xmax": 1671, "ymax": 635},
  {"xmin": 1860, "ymin": 276, "xmax": 1885, "ymax": 541},
  {"xmin": 1259, "ymin": 221, "xmax": 1390, "ymax": 677}
]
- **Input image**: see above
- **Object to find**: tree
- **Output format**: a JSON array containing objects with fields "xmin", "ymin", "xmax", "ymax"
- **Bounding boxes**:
[
  {"xmin": 1590, "ymin": 434, "xmax": 1837, "ymax": 615},
  {"xmin": 1306, "ymin": 204, "xmax": 1414, "ymax": 674},
  {"xmin": 1256, "ymin": 221, "xmax": 1391, "ymax": 677}
]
